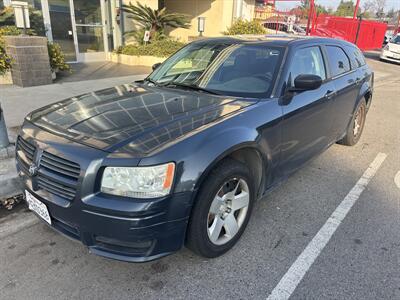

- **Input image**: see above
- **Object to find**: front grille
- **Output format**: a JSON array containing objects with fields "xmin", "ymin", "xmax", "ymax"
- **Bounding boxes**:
[
  {"xmin": 37, "ymin": 151, "xmax": 80, "ymax": 201},
  {"xmin": 16, "ymin": 136, "xmax": 81, "ymax": 202}
]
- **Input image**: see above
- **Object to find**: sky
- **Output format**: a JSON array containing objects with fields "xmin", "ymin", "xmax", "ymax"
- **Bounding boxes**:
[{"xmin": 276, "ymin": 0, "xmax": 400, "ymax": 12}]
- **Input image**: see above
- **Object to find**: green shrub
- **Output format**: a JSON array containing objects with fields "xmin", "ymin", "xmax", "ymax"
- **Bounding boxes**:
[
  {"xmin": 0, "ymin": 47, "xmax": 12, "ymax": 76},
  {"xmin": 47, "ymin": 42, "xmax": 70, "ymax": 72},
  {"xmin": 223, "ymin": 19, "xmax": 266, "ymax": 35},
  {"xmin": 125, "ymin": 27, "xmax": 167, "ymax": 45},
  {"xmin": 0, "ymin": 26, "xmax": 22, "ymax": 48},
  {"xmin": 0, "ymin": 26, "xmax": 21, "ymax": 75},
  {"xmin": 117, "ymin": 38, "xmax": 185, "ymax": 57}
]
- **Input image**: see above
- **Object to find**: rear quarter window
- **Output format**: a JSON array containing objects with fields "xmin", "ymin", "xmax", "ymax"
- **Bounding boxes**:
[
  {"xmin": 326, "ymin": 46, "xmax": 351, "ymax": 77},
  {"xmin": 346, "ymin": 46, "xmax": 366, "ymax": 69}
]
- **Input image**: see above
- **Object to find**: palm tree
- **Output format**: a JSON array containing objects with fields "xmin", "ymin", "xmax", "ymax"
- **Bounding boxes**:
[{"xmin": 122, "ymin": 2, "xmax": 191, "ymax": 39}]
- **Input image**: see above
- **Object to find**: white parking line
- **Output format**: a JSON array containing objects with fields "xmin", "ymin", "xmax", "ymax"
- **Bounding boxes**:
[
  {"xmin": 267, "ymin": 152, "xmax": 387, "ymax": 300},
  {"xmin": 394, "ymin": 171, "xmax": 400, "ymax": 190}
]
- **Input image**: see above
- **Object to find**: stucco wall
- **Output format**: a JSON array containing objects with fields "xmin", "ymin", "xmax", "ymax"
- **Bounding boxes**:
[
  {"xmin": 164, "ymin": 0, "xmax": 235, "ymax": 41},
  {"xmin": 121, "ymin": 0, "xmax": 255, "ymax": 43},
  {"xmin": 242, "ymin": 0, "xmax": 255, "ymax": 21}
]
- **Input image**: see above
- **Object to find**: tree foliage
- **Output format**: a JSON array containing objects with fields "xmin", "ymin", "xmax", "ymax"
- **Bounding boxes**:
[
  {"xmin": 0, "ymin": 6, "xmax": 45, "ymax": 36},
  {"xmin": 335, "ymin": 0, "xmax": 358, "ymax": 17}
]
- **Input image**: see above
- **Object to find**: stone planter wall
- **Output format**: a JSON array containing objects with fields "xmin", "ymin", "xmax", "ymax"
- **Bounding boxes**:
[
  {"xmin": 4, "ymin": 36, "xmax": 52, "ymax": 87},
  {"xmin": 108, "ymin": 53, "xmax": 165, "ymax": 67}
]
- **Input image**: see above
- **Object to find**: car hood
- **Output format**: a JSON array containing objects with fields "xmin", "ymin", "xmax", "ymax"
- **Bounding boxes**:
[{"xmin": 28, "ymin": 83, "xmax": 256, "ymax": 155}]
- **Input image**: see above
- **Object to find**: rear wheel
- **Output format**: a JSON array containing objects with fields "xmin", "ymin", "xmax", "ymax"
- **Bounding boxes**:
[
  {"xmin": 186, "ymin": 159, "xmax": 255, "ymax": 258},
  {"xmin": 338, "ymin": 99, "xmax": 367, "ymax": 146}
]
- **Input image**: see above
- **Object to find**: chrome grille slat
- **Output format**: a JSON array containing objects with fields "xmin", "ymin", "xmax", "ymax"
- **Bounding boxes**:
[{"xmin": 17, "ymin": 137, "xmax": 34, "ymax": 162}]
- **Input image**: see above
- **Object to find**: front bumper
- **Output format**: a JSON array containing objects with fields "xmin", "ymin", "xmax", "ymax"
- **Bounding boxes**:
[
  {"xmin": 380, "ymin": 50, "xmax": 400, "ymax": 63},
  {"xmin": 21, "ymin": 182, "xmax": 192, "ymax": 262}
]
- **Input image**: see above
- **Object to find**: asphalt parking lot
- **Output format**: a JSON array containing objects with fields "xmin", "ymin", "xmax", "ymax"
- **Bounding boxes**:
[{"xmin": 1, "ymin": 56, "xmax": 399, "ymax": 300}]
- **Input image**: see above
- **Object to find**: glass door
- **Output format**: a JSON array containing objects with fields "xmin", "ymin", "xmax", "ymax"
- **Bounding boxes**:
[
  {"xmin": 47, "ymin": 0, "xmax": 76, "ymax": 61},
  {"xmin": 71, "ymin": 0, "xmax": 108, "ymax": 61}
]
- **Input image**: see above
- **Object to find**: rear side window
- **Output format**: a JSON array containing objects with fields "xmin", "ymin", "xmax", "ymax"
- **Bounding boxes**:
[
  {"xmin": 288, "ymin": 46, "xmax": 326, "ymax": 85},
  {"xmin": 346, "ymin": 46, "xmax": 366, "ymax": 69},
  {"xmin": 326, "ymin": 46, "xmax": 351, "ymax": 77}
]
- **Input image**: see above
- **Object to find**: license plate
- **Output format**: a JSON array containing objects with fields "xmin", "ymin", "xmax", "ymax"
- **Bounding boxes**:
[
  {"xmin": 25, "ymin": 190, "xmax": 51, "ymax": 225},
  {"xmin": 393, "ymin": 53, "xmax": 400, "ymax": 59}
]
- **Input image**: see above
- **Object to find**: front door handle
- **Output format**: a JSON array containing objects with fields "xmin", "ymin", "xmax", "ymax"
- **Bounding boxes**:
[{"xmin": 325, "ymin": 90, "xmax": 335, "ymax": 99}]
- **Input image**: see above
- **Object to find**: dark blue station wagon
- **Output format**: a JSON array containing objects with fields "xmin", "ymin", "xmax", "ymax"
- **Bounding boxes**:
[{"xmin": 16, "ymin": 36, "xmax": 373, "ymax": 262}]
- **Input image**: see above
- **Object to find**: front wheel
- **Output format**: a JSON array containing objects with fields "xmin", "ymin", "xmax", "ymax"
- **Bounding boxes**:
[
  {"xmin": 337, "ymin": 99, "xmax": 367, "ymax": 146},
  {"xmin": 186, "ymin": 159, "xmax": 255, "ymax": 258}
]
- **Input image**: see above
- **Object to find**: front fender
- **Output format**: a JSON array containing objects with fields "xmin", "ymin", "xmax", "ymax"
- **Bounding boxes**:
[{"xmin": 139, "ymin": 99, "xmax": 283, "ymax": 205}]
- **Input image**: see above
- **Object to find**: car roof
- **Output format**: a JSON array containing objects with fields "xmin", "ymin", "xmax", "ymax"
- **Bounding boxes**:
[{"xmin": 194, "ymin": 35, "xmax": 356, "ymax": 48}]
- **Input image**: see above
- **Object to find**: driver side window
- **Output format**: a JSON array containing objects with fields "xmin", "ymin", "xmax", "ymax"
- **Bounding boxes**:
[{"xmin": 288, "ymin": 47, "xmax": 326, "ymax": 86}]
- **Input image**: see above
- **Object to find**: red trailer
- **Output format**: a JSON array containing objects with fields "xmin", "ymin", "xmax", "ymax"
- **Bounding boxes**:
[
  {"xmin": 310, "ymin": 15, "xmax": 388, "ymax": 51},
  {"xmin": 261, "ymin": 0, "xmax": 388, "ymax": 51}
]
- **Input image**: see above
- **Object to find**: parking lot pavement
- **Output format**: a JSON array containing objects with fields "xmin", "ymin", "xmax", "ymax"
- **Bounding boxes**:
[{"xmin": 0, "ymin": 59, "xmax": 399, "ymax": 300}]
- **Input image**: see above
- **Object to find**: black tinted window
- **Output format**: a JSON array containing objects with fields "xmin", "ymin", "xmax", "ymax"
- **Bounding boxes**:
[
  {"xmin": 346, "ymin": 46, "xmax": 366, "ymax": 68},
  {"xmin": 326, "ymin": 46, "xmax": 351, "ymax": 77},
  {"xmin": 288, "ymin": 46, "xmax": 326, "ymax": 85}
]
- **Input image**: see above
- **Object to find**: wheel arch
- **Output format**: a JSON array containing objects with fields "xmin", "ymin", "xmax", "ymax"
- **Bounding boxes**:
[{"xmin": 192, "ymin": 143, "xmax": 267, "ymax": 203}]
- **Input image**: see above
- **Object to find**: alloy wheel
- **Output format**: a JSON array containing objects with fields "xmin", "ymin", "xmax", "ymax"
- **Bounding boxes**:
[
  {"xmin": 353, "ymin": 104, "xmax": 365, "ymax": 138},
  {"xmin": 207, "ymin": 178, "xmax": 250, "ymax": 245}
]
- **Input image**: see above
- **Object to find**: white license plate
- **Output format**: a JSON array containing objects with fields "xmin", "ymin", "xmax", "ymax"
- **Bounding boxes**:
[{"xmin": 25, "ymin": 190, "xmax": 51, "ymax": 225}]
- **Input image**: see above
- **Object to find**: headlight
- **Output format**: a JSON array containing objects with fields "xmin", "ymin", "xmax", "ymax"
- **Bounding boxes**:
[{"xmin": 101, "ymin": 163, "xmax": 175, "ymax": 198}]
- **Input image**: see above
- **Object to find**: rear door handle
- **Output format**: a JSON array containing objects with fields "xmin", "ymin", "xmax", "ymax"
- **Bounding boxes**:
[{"xmin": 325, "ymin": 90, "xmax": 335, "ymax": 99}]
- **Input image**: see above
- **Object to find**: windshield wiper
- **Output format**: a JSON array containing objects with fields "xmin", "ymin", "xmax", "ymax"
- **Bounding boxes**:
[
  {"xmin": 143, "ymin": 78, "xmax": 160, "ymax": 86},
  {"xmin": 163, "ymin": 82, "xmax": 221, "ymax": 95}
]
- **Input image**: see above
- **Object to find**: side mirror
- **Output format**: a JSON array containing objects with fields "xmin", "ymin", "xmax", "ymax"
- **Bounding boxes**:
[
  {"xmin": 290, "ymin": 74, "xmax": 322, "ymax": 92},
  {"xmin": 152, "ymin": 63, "xmax": 162, "ymax": 71}
]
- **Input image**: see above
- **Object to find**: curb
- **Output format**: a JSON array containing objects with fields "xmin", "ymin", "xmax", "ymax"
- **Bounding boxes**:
[
  {"xmin": 0, "ymin": 157, "xmax": 22, "ymax": 200},
  {"xmin": 0, "ymin": 144, "xmax": 15, "ymax": 160}
]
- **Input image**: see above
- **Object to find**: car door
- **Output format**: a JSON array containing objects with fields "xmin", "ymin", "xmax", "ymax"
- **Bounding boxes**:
[
  {"xmin": 324, "ymin": 45, "xmax": 360, "ymax": 139},
  {"xmin": 278, "ymin": 45, "xmax": 336, "ymax": 177}
]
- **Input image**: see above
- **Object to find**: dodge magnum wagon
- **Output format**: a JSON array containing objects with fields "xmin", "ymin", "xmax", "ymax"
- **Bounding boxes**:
[{"xmin": 16, "ymin": 36, "xmax": 373, "ymax": 262}]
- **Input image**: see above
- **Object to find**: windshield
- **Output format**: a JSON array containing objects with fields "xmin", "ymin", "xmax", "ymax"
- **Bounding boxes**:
[
  {"xmin": 148, "ymin": 42, "xmax": 284, "ymax": 98},
  {"xmin": 390, "ymin": 35, "xmax": 400, "ymax": 44}
]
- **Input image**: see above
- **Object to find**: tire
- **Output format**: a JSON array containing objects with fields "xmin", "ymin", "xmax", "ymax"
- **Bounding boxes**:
[
  {"xmin": 337, "ymin": 99, "xmax": 367, "ymax": 146},
  {"xmin": 186, "ymin": 158, "xmax": 255, "ymax": 258}
]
